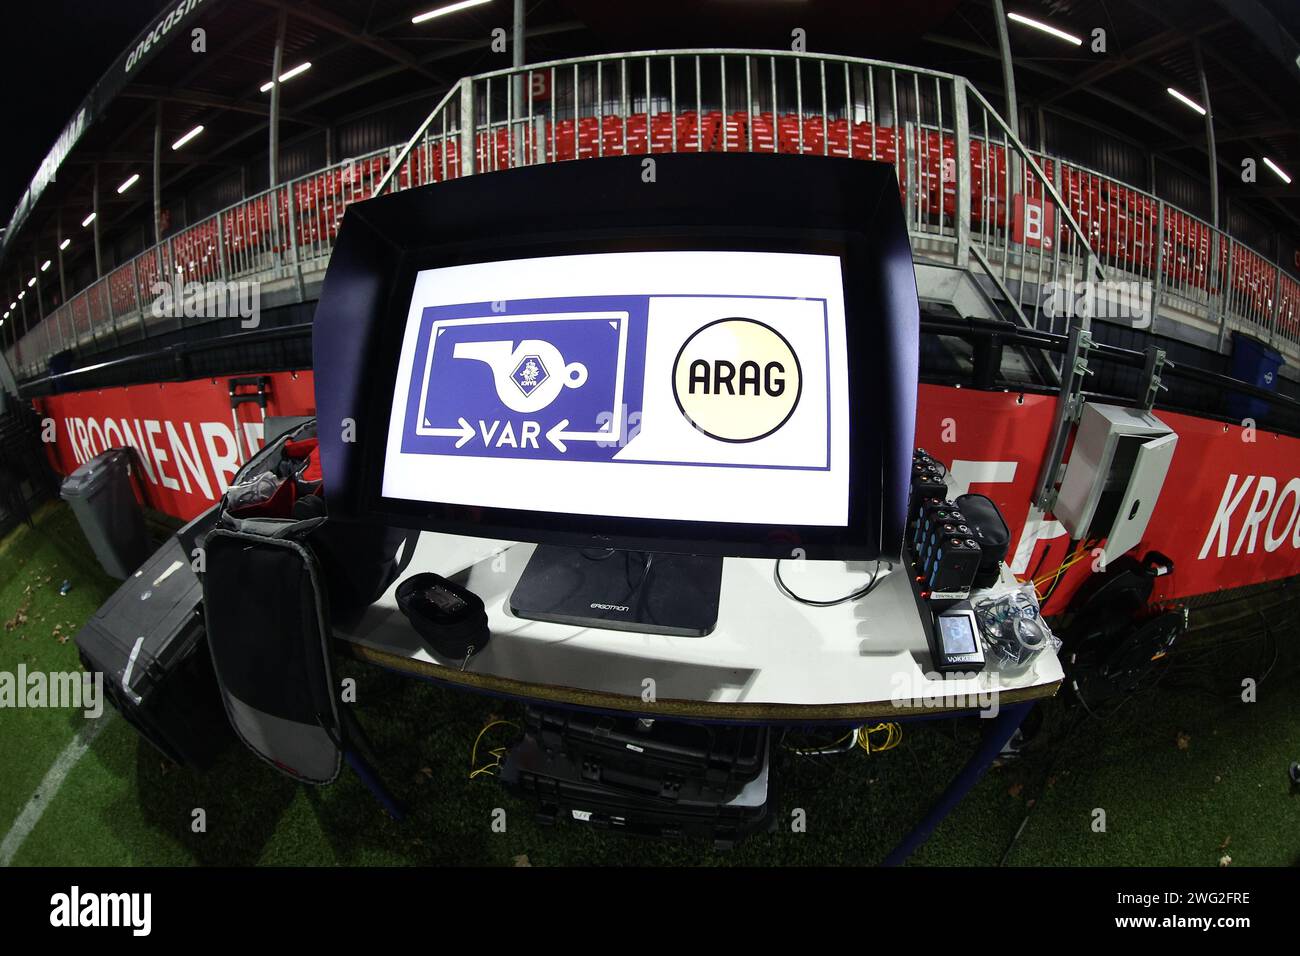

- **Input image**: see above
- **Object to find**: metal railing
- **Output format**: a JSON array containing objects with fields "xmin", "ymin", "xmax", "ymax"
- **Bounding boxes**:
[{"xmin": 5, "ymin": 49, "xmax": 1298, "ymax": 383}]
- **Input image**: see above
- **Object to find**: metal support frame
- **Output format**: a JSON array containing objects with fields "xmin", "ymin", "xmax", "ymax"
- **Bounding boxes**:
[
  {"xmin": 1218, "ymin": 235, "xmax": 1235, "ymax": 351},
  {"xmin": 285, "ymin": 185, "xmax": 306, "ymax": 302},
  {"xmin": 1193, "ymin": 43, "xmax": 1218, "ymax": 230},
  {"xmin": 1270, "ymin": 267, "xmax": 1282, "ymax": 347},
  {"xmin": 153, "ymin": 100, "xmax": 164, "ymax": 245},
  {"xmin": 1140, "ymin": 345, "xmax": 1169, "ymax": 410},
  {"xmin": 56, "ymin": 217, "xmax": 67, "ymax": 304},
  {"xmin": 1033, "ymin": 322, "xmax": 1095, "ymax": 512},
  {"xmin": 882, "ymin": 702, "xmax": 1034, "ymax": 866},
  {"xmin": 991, "ymin": 0, "xmax": 1021, "ymax": 209},
  {"xmin": 1151, "ymin": 199, "xmax": 1166, "ymax": 322},
  {"xmin": 459, "ymin": 81, "xmax": 476, "ymax": 177},
  {"xmin": 953, "ymin": 78, "xmax": 971, "ymax": 268},
  {"xmin": 269, "ymin": 10, "xmax": 286, "ymax": 189},
  {"xmin": 92, "ymin": 165, "xmax": 102, "ymax": 279},
  {"xmin": 32, "ymin": 253, "xmax": 43, "ymax": 320}
]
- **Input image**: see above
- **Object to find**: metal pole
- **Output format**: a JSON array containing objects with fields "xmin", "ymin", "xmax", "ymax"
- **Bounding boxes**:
[
  {"xmin": 512, "ymin": 0, "xmax": 525, "ymax": 166},
  {"xmin": 460, "ymin": 81, "xmax": 476, "ymax": 177},
  {"xmin": 33, "ymin": 252, "xmax": 44, "ymax": 319},
  {"xmin": 991, "ymin": 0, "xmax": 1021, "ymax": 206},
  {"xmin": 153, "ymin": 100, "xmax": 164, "ymax": 244},
  {"xmin": 269, "ymin": 10, "xmax": 286, "ymax": 188},
  {"xmin": 1194, "ymin": 42, "xmax": 1218, "ymax": 230},
  {"xmin": 954, "ymin": 79, "xmax": 971, "ymax": 268},
  {"xmin": 57, "ymin": 215, "xmax": 67, "ymax": 303},
  {"xmin": 513, "ymin": 0, "xmax": 524, "ymax": 69},
  {"xmin": 991, "ymin": 0, "xmax": 1020, "ymax": 137},
  {"xmin": 92, "ymin": 164, "xmax": 102, "ymax": 278}
]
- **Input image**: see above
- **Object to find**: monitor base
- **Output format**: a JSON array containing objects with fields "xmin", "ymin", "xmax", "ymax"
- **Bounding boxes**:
[{"xmin": 509, "ymin": 545, "xmax": 722, "ymax": 637}]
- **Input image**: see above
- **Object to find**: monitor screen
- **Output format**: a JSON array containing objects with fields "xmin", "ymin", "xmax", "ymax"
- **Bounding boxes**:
[
  {"xmin": 314, "ymin": 153, "xmax": 918, "ymax": 559},
  {"xmin": 381, "ymin": 250, "xmax": 850, "ymax": 527}
]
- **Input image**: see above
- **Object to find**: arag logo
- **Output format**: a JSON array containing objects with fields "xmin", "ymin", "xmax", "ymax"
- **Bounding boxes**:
[{"xmin": 672, "ymin": 317, "xmax": 802, "ymax": 442}]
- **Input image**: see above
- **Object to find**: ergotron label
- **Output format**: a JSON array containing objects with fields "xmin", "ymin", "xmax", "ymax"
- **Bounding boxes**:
[{"xmin": 383, "ymin": 250, "xmax": 851, "ymax": 527}]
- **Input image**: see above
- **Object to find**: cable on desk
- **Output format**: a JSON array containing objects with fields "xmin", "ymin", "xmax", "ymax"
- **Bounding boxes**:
[{"xmin": 774, "ymin": 559, "xmax": 886, "ymax": 607}]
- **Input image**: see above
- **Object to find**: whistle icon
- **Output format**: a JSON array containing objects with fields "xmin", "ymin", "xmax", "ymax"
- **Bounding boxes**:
[{"xmin": 453, "ymin": 339, "xmax": 589, "ymax": 414}]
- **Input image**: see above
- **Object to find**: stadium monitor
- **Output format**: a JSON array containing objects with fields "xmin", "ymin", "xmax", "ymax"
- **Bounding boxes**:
[{"xmin": 314, "ymin": 153, "xmax": 919, "ymax": 636}]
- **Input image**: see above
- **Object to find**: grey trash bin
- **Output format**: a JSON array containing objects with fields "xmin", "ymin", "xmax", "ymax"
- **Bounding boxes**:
[{"xmin": 60, "ymin": 448, "xmax": 149, "ymax": 579}]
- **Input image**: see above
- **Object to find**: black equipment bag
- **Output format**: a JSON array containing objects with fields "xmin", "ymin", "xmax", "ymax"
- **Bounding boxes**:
[
  {"xmin": 210, "ymin": 418, "xmax": 407, "ymax": 626},
  {"xmin": 953, "ymin": 493, "xmax": 1010, "ymax": 588},
  {"xmin": 523, "ymin": 707, "xmax": 767, "ymax": 802},
  {"xmin": 201, "ymin": 417, "xmax": 410, "ymax": 784},
  {"xmin": 203, "ymin": 524, "xmax": 345, "ymax": 784},
  {"xmin": 74, "ymin": 529, "xmax": 232, "ymax": 769},
  {"xmin": 502, "ymin": 733, "xmax": 775, "ymax": 850}
]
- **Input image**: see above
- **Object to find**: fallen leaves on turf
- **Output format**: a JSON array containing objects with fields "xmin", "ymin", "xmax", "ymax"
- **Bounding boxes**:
[{"xmin": 5, "ymin": 602, "xmax": 30, "ymax": 631}]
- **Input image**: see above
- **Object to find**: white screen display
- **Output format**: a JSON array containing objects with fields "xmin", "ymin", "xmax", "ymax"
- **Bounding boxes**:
[
  {"xmin": 939, "ymin": 615, "xmax": 977, "ymax": 655},
  {"xmin": 382, "ymin": 250, "xmax": 851, "ymax": 526}
]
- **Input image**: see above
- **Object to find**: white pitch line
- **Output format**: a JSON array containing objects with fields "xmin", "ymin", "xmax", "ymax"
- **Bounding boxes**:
[{"xmin": 0, "ymin": 713, "xmax": 112, "ymax": 866}]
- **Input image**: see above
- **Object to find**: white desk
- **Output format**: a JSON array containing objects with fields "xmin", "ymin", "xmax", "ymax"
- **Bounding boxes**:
[{"xmin": 335, "ymin": 532, "xmax": 1063, "ymax": 720}]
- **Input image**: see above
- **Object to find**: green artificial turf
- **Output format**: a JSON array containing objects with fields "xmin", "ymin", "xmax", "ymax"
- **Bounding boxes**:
[
  {"xmin": 0, "ymin": 503, "xmax": 120, "ymax": 837},
  {"xmin": 3, "ymin": 502, "xmax": 1298, "ymax": 866}
]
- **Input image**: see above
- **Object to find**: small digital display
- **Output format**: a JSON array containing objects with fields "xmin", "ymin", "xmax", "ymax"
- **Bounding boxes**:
[{"xmin": 939, "ymin": 614, "xmax": 977, "ymax": 655}]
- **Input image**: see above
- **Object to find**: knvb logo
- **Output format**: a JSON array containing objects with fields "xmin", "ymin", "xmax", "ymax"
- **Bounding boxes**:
[
  {"xmin": 512, "ymin": 354, "xmax": 549, "ymax": 397},
  {"xmin": 672, "ymin": 317, "xmax": 802, "ymax": 442}
]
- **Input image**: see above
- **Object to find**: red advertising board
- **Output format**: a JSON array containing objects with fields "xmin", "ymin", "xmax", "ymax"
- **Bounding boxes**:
[
  {"xmin": 35, "ymin": 372, "xmax": 316, "ymax": 521},
  {"xmin": 32, "ymin": 376, "xmax": 1300, "ymax": 611}
]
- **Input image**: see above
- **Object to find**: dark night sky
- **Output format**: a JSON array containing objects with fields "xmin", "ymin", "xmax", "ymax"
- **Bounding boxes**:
[{"xmin": 0, "ymin": 1, "xmax": 162, "ymax": 224}]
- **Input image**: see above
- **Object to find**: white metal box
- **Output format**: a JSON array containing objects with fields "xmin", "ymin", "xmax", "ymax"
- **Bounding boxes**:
[{"xmin": 1055, "ymin": 403, "xmax": 1178, "ymax": 559}]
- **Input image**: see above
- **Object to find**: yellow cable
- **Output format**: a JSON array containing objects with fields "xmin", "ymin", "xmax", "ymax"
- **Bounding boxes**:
[
  {"xmin": 469, "ymin": 719, "xmax": 520, "ymax": 780},
  {"xmin": 859, "ymin": 722, "xmax": 902, "ymax": 754}
]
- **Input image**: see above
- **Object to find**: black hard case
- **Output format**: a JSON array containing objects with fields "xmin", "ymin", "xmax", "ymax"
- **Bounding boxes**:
[
  {"xmin": 74, "ymin": 531, "xmax": 232, "ymax": 769},
  {"xmin": 523, "ymin": 707, "xmax": 767, "ymax": 802},
  {"xmin": 502, "ymin": 734, "xmax": 775, "ymax": 851}
]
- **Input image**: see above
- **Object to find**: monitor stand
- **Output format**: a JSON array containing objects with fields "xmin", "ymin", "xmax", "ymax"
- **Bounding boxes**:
[{"xmin": 508, "ymin": 545, "xmax": 723, "ymax": 637}]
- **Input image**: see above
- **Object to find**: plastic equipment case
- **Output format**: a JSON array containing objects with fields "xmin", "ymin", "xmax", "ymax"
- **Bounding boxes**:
[
  {"xmin": 523, "ymin": 707, "xmax": 767, "ymax": 801},
  {"xmin": 59, "ymin": 447, "xmax": 149, "ymax": 579},
  {"xmin": 502, "ymin": 732, "xmax": 775, "ymax": 850},
  {"xmin": 74, "ymin": 527, "xmax": 232, "ymax": 769}
]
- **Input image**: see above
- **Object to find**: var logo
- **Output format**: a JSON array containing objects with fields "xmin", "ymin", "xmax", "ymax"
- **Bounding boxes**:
[{"xmin": 672, "ymin": 317, "xmax": 802, "ymax": 442}]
